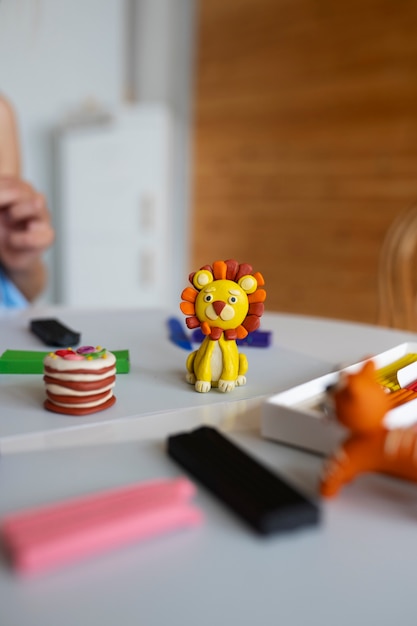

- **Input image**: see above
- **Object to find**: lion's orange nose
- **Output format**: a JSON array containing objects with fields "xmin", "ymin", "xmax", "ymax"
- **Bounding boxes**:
[{"xmin": 212, "ymin": 300, "xmax": 226, "ymax": 316}]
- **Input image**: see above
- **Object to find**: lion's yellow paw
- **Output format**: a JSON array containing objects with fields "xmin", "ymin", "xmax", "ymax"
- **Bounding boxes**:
[
  {"xmin": 218, "ymin": 379, "xmax": 236, "ymax": 393},
  {"xmin": 195, "ymin": 380, "xmax": 211, "ymax": 393}
]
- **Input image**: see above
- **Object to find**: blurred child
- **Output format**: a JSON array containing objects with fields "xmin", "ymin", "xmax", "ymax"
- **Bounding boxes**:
[{"xmin": 0, "ymin": 95, "xmax": 54, "ymax": 308}]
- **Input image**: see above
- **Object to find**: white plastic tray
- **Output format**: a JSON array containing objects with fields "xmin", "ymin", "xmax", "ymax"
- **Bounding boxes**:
[{"xmin": 261, "ymin": 342, "xmax": 417, "ymax": 455}]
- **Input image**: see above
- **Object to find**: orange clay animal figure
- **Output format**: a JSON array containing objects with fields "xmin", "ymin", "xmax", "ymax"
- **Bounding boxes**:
[
  {"xmin": 180, "ymin": 259, "xmax": 266, "ymax": 393},
  {"xmin": 320, "ymin": 359, "xmax": 417, "ymax": 497}
]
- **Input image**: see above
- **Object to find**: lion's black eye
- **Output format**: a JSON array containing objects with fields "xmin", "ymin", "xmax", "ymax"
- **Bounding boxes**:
[
  {"xmin": 204, "ymin": 294, "xmax": 213, "ymax": 302},
  {"xmin": 228, "ymin": 295, "xmax": 238, "ymax": 304}
]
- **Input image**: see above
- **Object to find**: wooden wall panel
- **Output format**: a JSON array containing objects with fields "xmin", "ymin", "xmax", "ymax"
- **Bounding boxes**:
[{"xmin": 191, "ymin": 0, "xmax": 417, "ymax": 326}]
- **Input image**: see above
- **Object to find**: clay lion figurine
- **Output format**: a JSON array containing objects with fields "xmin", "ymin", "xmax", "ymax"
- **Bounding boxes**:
[{"xmin": 180, "ymin": 259, "xmax": 266, "ymax": 393}]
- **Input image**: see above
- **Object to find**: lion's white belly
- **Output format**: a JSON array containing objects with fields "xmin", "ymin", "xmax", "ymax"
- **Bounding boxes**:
[{"xmin": 210, "ymin": 341, "xmax": 223, "ymax": 381}]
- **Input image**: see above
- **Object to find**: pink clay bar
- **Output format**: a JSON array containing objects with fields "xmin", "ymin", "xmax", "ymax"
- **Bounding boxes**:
[{"xmin": 1, "ymin": 477, "xmax": 202, "ymax": 575}]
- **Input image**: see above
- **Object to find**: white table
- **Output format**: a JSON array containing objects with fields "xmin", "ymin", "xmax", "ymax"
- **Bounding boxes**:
[
  {"xmin": 0, "ymin": 308, "xmax": 333, "ymax": 453},
  {"xmin": 1, "ymin": 307, "xmax": 417, "ymax": 626}
]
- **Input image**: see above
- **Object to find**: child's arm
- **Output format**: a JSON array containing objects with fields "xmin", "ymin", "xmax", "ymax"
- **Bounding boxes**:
[{"xmin": 0, "ymin": 95, "xmax": 20, "ymax": 175}]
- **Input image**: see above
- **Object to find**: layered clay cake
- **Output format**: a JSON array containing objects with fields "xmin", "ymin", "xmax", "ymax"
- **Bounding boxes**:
[{"xmin": 43, "ymin": 346, "xmax": 116, "ymax": 415}]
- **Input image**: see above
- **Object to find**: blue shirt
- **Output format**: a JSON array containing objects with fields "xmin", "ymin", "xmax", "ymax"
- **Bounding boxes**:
[{"xmin": 0, "ymin": 267, "xmax": 27, "ymax": 309}]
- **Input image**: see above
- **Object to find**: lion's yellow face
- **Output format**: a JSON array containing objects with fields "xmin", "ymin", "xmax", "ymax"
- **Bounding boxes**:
[
  {"xmin": 195, "ymin": 279, "xmax": 249, "ymax": 330},
  {"xmin": 180, "ymin": 260, "xmax": 266, "ymax": 339}
]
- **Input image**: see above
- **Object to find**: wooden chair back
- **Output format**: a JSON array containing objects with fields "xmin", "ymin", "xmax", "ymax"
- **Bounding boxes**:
[{"xmin": 378, "ymin": 205, "xmax": 417, "ymax": 330}]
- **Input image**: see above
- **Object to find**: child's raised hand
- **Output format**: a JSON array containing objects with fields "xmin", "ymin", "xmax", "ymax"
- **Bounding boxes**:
[
  {"xmin": 0, "ymin": 176, "xmax": 54, "ymax": 299},
  {"xmin": 0, "ymin": 176, "xmax": 54, "ymax": 270}
]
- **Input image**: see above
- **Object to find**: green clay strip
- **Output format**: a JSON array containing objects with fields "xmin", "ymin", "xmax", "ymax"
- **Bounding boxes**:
[{"xmin": 0, "ymin": 349, "xmax": 130, "ymax": 374}]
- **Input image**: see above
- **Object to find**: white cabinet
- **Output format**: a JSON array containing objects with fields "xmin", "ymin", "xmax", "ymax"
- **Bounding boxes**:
[{"xmin": 54, "ymin": 105, "xmax": 177, "ymax": 309}]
